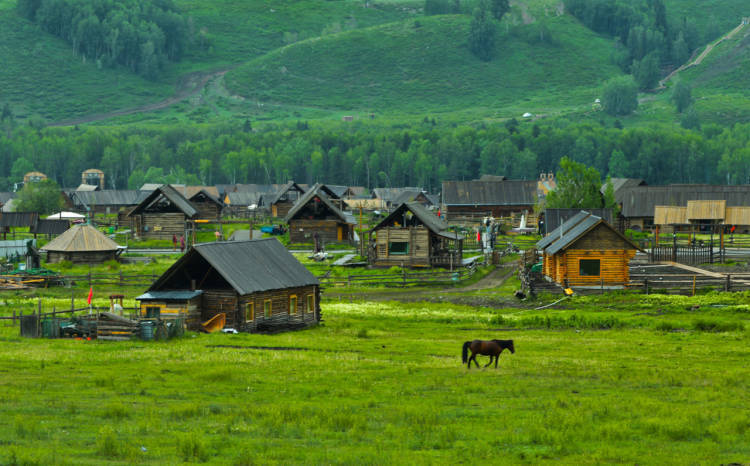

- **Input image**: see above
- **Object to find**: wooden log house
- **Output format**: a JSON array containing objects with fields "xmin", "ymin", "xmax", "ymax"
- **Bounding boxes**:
[
  {"xmin": 441, "ymin": 178, "xmax": 537, "ymax": 220},
  {"xmin": 40, "ymin": 223, "xmax": 122, "ymax": 264},
  {"xmin": 136, "ymin": 238, "xmax": 320, "ymax": 332},
  {"xmin": 284, "ymin": 184, "xmax": 355, "ymax": 244},
  {"xmin": 369, "ymin": 202, "xmax": 463, "ymax": 268},
  {"xmin": 269, "ymin": 181, "xmax": 305, "ymax": 218},
  {"xmin": 127, "ymin": 185, "xmax": 198, "ymax": 240},
  {"xmin": 186, "ymin": 188, "xmax": 223, "ymax": 220},
  {"xmin": 536, "ymin": 211, "xmax": 641, "ymax": 288}
]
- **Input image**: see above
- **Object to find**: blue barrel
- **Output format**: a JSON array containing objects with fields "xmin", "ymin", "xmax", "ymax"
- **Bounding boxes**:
[{"xmin": 140, "ymin": 321, "xmax": 155, "ymax": 341}]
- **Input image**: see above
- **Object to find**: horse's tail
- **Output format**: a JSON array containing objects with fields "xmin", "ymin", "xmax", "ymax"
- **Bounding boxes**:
[{"xmin": 462, "ymin": 341, "xmax": 470, "ymax": 363}]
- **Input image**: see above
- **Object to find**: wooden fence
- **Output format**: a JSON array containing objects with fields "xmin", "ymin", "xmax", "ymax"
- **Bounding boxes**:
[
  {"xmin": 0, "ymin": 272, "xmax": 160, "ymax": 288},
  {"xmin": 556, "ymin": 273, "xmax": 750, "ymax": 296}
]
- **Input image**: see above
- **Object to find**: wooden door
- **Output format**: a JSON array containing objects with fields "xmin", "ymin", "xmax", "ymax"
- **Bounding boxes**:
[{"xmin": 337, "ymin": 226, "xmax": 343, "ymax": 241}]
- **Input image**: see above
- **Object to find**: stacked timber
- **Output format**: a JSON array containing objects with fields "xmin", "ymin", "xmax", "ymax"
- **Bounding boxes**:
[{"xmin": 96, "ymin": 312, "xmax": 137, "ymax": 341}]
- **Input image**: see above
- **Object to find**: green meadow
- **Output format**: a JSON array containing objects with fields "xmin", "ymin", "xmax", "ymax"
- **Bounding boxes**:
[{"xmin": 1, "ymin": 291, "xmax": 749, "ymax": 464}]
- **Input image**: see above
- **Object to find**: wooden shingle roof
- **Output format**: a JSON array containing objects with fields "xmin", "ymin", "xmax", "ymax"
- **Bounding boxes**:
[
  {"xmin": 40, "ymin": 224, "xmax": 119, "ymax": 252},
  {"xmin": 442, "ymin": 180, "xmax": 537, "ymax": 206}
]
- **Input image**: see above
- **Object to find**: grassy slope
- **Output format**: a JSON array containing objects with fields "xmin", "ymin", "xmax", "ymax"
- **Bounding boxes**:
[
  {"xmin": 226, "ymin": 14, "xmax": 623, "ymax": 119},
  {"xmin": 1, "ymin": 294, "xmax": 749, "ymax": 463}
]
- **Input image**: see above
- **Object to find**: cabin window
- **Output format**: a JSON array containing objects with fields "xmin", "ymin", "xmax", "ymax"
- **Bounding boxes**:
[
  {"xmin": 388, "ymin": 241, "xmax": 409, "ymax": 255},
  {"xmin": 289, "ymin": 295, "xmax": 298, "ymax": 315},
  {"xmin": 145, "ymin": 306, "xmax": 160, "ymax": 318},
  {"xmin": 245, "ymin": 302, "xmax": 255, "ymax": 322},
  {"xmin": 264, "ymin": 300, "xmax": 272, "ymax": 318},
  {"xmin": 579, "ymin": 259, "xmax": 601, "ymax": 276},
  {"xmin": 306, "ymin": 294, "xmax": 314, "ymax": 314}
]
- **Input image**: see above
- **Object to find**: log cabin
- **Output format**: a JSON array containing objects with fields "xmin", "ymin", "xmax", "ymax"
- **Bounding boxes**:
[
  {"xmin": 40, "ymin": 224, "xmax": 122, "ymax": 264},
  {"xmin": 441, "ymin": 178, "xmax": 537, "ymax": 221},
  {"xmin": 284, "ymin": 184, "xmax": 356, "ymax": 244},
  {"xmin": 186, "ymin": 189, "xmax": 223, "ymax": 220},
  {"xmin": 369, "ymin": 202, "xmax": 463, "ymax": 268},
  {"xmin": 127, "ymin": 185, "xmax": 198, "ymax": 240},
  {"xmin": 269, "ymin": 181, "xmax": 305, "ymax": 218},
  {"xmin": 536, "ymin": 211, "xmax": 641, "ymax": 288},
  {"xmin": 136, "ymin": 238, "xmax": 320, "ymax": 332}
]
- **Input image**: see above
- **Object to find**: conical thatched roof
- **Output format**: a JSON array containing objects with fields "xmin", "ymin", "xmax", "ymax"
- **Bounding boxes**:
[{"xmin": 41, "ymin": 224, "xmax": 120, "ymax": 252}]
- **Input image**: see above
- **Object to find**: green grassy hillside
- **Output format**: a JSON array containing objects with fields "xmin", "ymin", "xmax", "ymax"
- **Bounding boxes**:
[{"xmin": 225, "ymin": 14, "xmax": 623, "ymax": 119}]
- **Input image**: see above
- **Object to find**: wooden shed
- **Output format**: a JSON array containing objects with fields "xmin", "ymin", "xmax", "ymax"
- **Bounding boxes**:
[
  {"xmin": 284, "ymin": 184, "xmax": 355, "ymax": 244},
  {"xmin": 127, "ymin": 185, "xmax": 198, "ymax": 240},
  {"xmin": 269, "ymin": 181, "xmax": 305, "ymax": 218},
  {"xmin": 370, "ymin": 202, "xmax": 463, "ymax": 268},
  {"xmin": 40, "ymin": 224, "xmax": 121, "ymax": 264},
  {"xmin": 186, "ymin": 189, "xmax": 223, "ymax": 220},
  {"xmin": 537, "ymin": 211, "xmax": 640, "ymax": 288},
  {"xmin": 441, "ymin": 179, "xmax": 538, "ymax": 220},
  {"xmin": 137, "ymin": 239, "xmax": 320, "ymax": 332}
]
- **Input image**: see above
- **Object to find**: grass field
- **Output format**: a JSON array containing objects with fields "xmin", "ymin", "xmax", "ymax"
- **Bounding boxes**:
[{"xmin": 1, "ymin": 290, "xmax": 749, "ymax": 464}]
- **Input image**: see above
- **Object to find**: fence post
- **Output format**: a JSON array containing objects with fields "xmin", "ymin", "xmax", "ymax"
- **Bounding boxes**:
[
  {"xmin": 600, "ymin": 278, "xmax": 604, "ymax": 294},
  {"xmin": 71, "ymin": 291, "xmax": 75, "ymax": 318},
  {"xmin": 12, "ymin": 309, "xmax": 16, "ymax": 325},
  {"xmin": 725, "ymin": 274, "xmax": 730, "ymax": 292},
  {"xmin": 692, "ymin": 275, "xmax": 696, "ymax": 296},
  {"xmin": 88, "ymin": 272, "xmax": 91, "ymax": 287},
  {"xmin": 644, "ymin": 278, "xmax": 649, "ymax": 295}
]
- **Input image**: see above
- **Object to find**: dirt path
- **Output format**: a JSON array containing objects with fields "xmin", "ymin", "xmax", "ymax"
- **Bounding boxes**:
[
  {"xmin": 49, "ymin": 68, "xmax": 231, "ymax": 127},
  {"xmin": 655, "ymin": 21, "xmax": 748, "ymax": 90}
]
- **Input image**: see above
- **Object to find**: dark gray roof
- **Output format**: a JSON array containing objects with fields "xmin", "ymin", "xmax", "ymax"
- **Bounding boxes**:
[
  {"xmin": 537, "ymin": 211, "xmax": 590, "ymax": 250},
  {"xmin": 129, "ymin": 185, "xmax": 198, "ymax": 217},
  {"xmin": 269, "ymin": 181, "xmax": 306, "ymax": 205},
  {"xmin": 231, "ymin": 183, "xmax": 281, "ymax": 194},
  {"xmin": 543, "ymin": 208, "xmax": 613, "ymax": 235},
  {"xmin": 0, "ymin": 192, "xmax": 15, "ymax": 205},
  {"xmin": 372, "ymin": 187, "xmax": 422, "ymax": 203},
  {"xmin": 618, "ymin": 185, "xmax": 750, "ymax": 218},
  {"xmin": 600, "ymin": 178, "xmax": 646, "ymax": 195},
  {"xmin": 284, "ymin": 184, "xmax": 351, "ymax": 223},
  {"xmin": 227, "ymin": 191, "xmax": 263, "ymax": 206},
  {"xmin": 478, "ymin": 175, "xmax": 507, "ymax": 181},
  {"xmin": 372, "ymin": 202, "xmax": 461, "ymax": 239},
  {"xmin": 150, "ymin": 238, "xmax": 319, "ymax": 295},
  {"xmin": 323, "ymin": 185, "xmax": 349, "ymax": 198},
  {"xmin": 136, "ymin": 290, "xmax": 203, "ymax": 300},
  {"xmin": 392, "ymin": 190, "xmax": 433, "ymax": 206},
  {"xmin": 188, "ymin": 189, "xmax": 222, "ymax": 206},
  {"xmin": 69, "ymin": 190, "xmax": 148, "ymax": 208},
  {"xmin": 442, "ymin": 180, "xmax": 537, "ymax": 206}
]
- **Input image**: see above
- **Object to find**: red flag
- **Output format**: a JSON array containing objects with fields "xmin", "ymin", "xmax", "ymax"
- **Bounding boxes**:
[{"xmin": 87, "ymin": 287, "xmax": 93, "ymax": 305}]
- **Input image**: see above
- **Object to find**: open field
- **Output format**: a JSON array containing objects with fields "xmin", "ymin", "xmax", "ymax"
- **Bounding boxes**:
[{"xmin": 1, "ymin": 291, "xmax": 749, "ymax": 464}]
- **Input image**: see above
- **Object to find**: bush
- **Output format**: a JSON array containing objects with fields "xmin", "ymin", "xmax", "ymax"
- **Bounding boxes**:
[{"xmin": 58, "ymin": 260, "xmax": 73, "ymax": 270}]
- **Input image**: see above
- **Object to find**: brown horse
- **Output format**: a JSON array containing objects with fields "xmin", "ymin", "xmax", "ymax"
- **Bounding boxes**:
[{"xmin": 462, "ymin": 339, "xmax": 515, "ymax": 369}]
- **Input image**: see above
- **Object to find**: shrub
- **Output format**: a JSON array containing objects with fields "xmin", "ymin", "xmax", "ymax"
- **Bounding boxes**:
[{"xmin": 692, "ymin": 319, "xmax": 744, "ymax": 333}]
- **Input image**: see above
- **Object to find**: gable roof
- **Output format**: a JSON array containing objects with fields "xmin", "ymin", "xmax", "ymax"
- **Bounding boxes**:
[
  {"xmin": 187, "ymin": 188, "xmax": 223, "ymax": 206},
  {"xmin": 128, "ymin": 185, "xmax": 198, "ymax": 217},
  {"xmin": 371, "ymin": 187, "xmax": 422, "ymax": 203},
  {"xmin": 601, "ymin": 178, "xmax": 646, "ymax": 195},
  {"xmin": 538, "ymin": 211, "xmax": 640, "ymax": 255},
  {"xmin": 283, "ymin": 183, "xmax": 351, "ymax": 223},
  {"xmin": 40, "ymin": 224, "xmax": 120, "ymax": 252},
  {"xmin": 372, "ymin": 202, "xmax": 460, "ymax": 239},
  {"xmin": 269, "ymin": 181, "xmax": 306, "ymax": 205},
  {"xmin": 543, "ymin": 208, "xmax": 613, "ymax": 235},
  {"xmin": 31, "ymin": 219, "xmax": 71, "ymax": 236},
  {"xmin": 442, "ymin": 180, "xmax": 537, "ymax": 206},
  {"xmin": 226, "ymin": 191, "xmax": 263, "ymax": 207},
  {"xmin": 70, "ymin": 190, "xmax": 149, "ymax": 208},
  {"xmin": 149, "ymin": 238, "xmax": 319, "ymax": 295}
]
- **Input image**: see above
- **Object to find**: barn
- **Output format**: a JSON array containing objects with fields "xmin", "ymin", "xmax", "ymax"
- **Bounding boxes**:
[
  {"xmin": 128, "ymin": 185, "xmax": 198, "ymax": 240},
  {"xmin": 40, "ymin": 224, "xmax": 122, "ymax": 264},
  {"xmin": 137, "ymin": 239, "xmax": 320, "ymax": 332},
  {"xmin": 284, "ymin": 184, "xmax": 355, "ymax": 244},
  {"xmin": 369, "ymin": 202, "xmax": 463, "ymax": 268},
  {"xmin": 537, "ymin": 211, "xmax": 640, "ymax": 287}
]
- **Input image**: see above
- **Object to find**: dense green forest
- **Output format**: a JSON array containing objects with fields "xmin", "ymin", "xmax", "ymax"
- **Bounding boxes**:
[
  {"xmin": 16, "ymin": 0, "xmax": 189, "ymax": 78},
  {"xmin": 1, "ymin": 120, "xmax": 749, "ymax": 192}
]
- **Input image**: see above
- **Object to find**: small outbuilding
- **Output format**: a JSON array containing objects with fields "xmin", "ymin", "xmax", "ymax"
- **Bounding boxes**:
[
  {"xmin": 269, "ymin": 181, "xmax": 305, "ymax": 218},
  {"xmin": 536, "ymin": 211, "xmax": 640, "ymax": 287},
  {"xmin": 284, "ymin": 184, "xmax": 355, "ymax": 244},
  {"xmin": 137, "ymin": 239, "xmax": 320, "ymax": 332},
  {"xmin": 369, "ymin": 202, "xmax": 463, "ymax": 268},
  {"xmin": 40, "ymin": 224, "xmax": 121, "ymax": 264}
]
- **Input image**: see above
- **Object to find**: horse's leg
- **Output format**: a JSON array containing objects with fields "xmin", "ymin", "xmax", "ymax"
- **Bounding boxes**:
[
  {"xmin": 472, "ymin": 354, "xmax": 480, "ymax": 368},
  {"xmin": 467, "ymin": 352, "xmax": 473, "ymax": 369},
  {"xmin": 484, "ymin": 355, "xmax": 493, "ymax": 367},
  {"xmin": 495, "ymin": 354, "xmax": 499, "ymax": 368}
]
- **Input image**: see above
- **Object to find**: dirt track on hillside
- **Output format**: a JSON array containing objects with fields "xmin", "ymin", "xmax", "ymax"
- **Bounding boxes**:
[{"xmin": 49, "ymin": 68, "xmax": 230, "ymax": 127}]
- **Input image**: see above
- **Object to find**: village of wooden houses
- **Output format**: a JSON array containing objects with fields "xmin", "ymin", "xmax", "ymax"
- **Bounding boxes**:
[{"xmin": 4, "ymin": 166, "xmax": 750, "ymax": 462}]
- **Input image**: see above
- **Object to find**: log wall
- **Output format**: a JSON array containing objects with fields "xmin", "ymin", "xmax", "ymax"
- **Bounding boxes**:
[
  {"xmin": 192, "ymin": 200, "xmax": 221, "ymax": 220},
  {"xmin": 201, "ymin": 289, "xmax": 239, "ymax": 329},
  {"xmin": 139, "ymin": 212, "xmax": 187, "ymax": 239},
  {"xmin": 238, "ymin": 285, "xmax": 319, "ymax": 332},
  {"xmin": 372, "ymin": 227, "xmax": 430, "ymax": 267},
  {"xmin": 544, "ymin": 249, "xmax": 637, "ymax": 284},
  {"xmin": 288, "ymin": 219, "xmax": 351, "ymax": 243},
  {"xmin": 46, "ymin": 250, "xmax": 117, "ymax": 264},
  {"xmin": 272, "ymin": 201, "xmax": 294, "ymax": 218}
]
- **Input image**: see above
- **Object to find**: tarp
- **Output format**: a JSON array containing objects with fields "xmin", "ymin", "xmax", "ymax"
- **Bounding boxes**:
[{"xmin": 47, "ymin": 212, "xmax": 85, "ymax": 219}]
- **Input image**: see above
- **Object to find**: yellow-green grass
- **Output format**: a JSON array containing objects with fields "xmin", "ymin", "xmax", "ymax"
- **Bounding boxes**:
[
  {"xmin": 1, "ymin": 295, "xmax": 749, "ymax": 464},
  {"xmin": 225, "ymin": 14, "xmax": 623, "ymax": 118}
]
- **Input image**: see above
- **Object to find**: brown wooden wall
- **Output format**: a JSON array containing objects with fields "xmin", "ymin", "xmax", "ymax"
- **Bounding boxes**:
[
  {"xmin": 272, "ymin": 201, "xmax": 294, "ymax": 218},
  {"xmin": 446, "ymin": 205, "xmax": 533, "ymax": 218},
  {"xmin": 372, "ymin": 227, "xmax": 430, "ymax": 267},
  {"xmin": 46, "ymin": 250, "xmax": 117, "ymax": 264},
  {"xmin": 239, "ymin": 285, "xmax": 319, "ymax": 332},
  {"xmin": 192, "ymin": 201, "xmax": 221, "ymax": 220},
  {"xmin": 288, "ymin": 219, "xmax": 352, "ymax": 244},
  {"xmin": 134, "ymin": 212, "xmax": 187, "ymax": 239},
  {"xmin": 201, "ymin": 289, "xmax": 239, "ymax": 328},
  {"xmin": 138, "ymin": 296, "xmax": 202, "ymax": 330}
]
